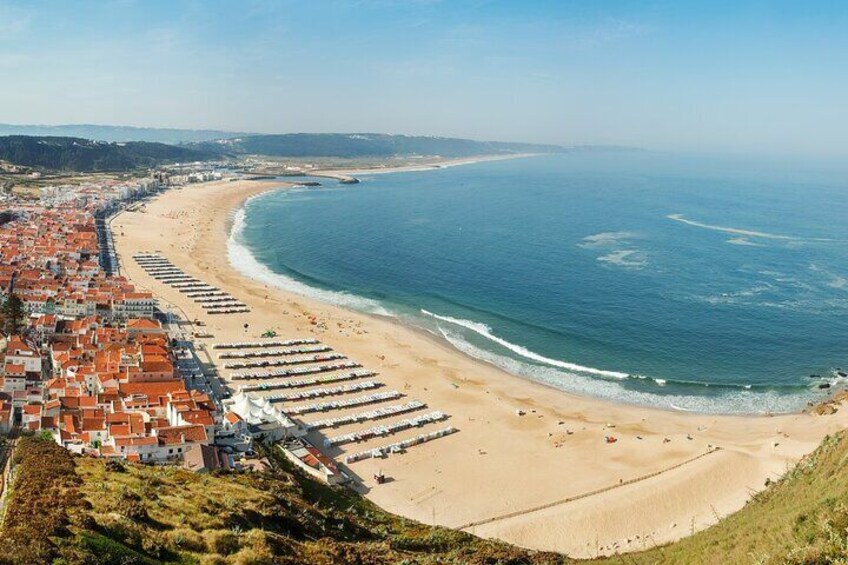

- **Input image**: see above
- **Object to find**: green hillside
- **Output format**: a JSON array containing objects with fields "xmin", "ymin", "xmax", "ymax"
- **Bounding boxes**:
[
  {"xmin": 0, "ymin": 436, "xmax": 563, "ymax": 565},
  {"xmin": 1, "ymin": 431, "xmax": 846, "ymax": 564},
  {"xmin": 0, "ymin": 136, "xmax": 216, "ymax": 172},
  {"xmin": 0, "ymin": 124, "xmax": 250, "ymax": 144},
  {"xmin": 191, "ymin": 133, "xmax": 566, "ymax": 158}
]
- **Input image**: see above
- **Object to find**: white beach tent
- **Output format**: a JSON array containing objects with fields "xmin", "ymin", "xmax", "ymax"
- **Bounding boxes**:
[{"xmin": 224, "ymin": 391, "xmax": 304, "ymax": 441}]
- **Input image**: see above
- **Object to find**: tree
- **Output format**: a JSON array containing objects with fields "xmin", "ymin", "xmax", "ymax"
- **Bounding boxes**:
[{"xmin": 2, "ymin": 293, "xmax": 25, "ymax": 335}]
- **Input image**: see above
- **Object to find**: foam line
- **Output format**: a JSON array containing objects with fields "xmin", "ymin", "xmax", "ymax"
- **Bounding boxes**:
[
  {"xmin": 667, "ymin": 213, "xmax": 835, "ymax": 242},
  {"xmin": 421, "ymin": 309, "xmax": 630, "ymax": 379},
  {"xmin": 438, "ymin": 328, "xmax": 812, "ymax": 415}
]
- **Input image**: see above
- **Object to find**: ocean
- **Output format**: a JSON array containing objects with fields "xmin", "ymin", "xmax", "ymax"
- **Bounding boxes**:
[{"xmin": 228, "ymin": 152, "xmax": 848, "ymax": 414}]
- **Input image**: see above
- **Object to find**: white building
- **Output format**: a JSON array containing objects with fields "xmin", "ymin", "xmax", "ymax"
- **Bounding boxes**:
[
  {"xmin": 5, "ymin": 337, "xmax": 42, "ymax": 374},
  {"xmin": 112, "ymin": 292, "xmax": 157, "ymax": 319}
]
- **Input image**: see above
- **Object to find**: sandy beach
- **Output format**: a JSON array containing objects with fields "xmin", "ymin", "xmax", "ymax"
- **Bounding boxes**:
[
  {"xmin": 112, "ymin": 176, "xmax": 848, "ymax": 558},
  {"xmin": 320, "ymin": 153, "xmax": 541, "ymax": 176}
]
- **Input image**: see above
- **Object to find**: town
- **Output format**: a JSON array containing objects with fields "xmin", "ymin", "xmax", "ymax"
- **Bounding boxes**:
[
  {"xmin": 0, "ymin": 173, "xmax": 264, "ymax": 467},
  {"xmin": 0, "ymin": 170, "xmax": 456, "ymax": 487},
  {"xmin": 0, "ymin": 174, "xmax": 228, "ymax": 467}
]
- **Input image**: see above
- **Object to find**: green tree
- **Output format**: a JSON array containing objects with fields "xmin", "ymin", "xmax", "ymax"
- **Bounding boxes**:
[{"xmin": 2, "ymin": 293, "xmax": 25, "ymax": 335}]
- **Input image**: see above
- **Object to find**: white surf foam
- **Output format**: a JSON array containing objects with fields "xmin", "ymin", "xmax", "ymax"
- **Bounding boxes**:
[
  {"xmin": 668, "ymin": 213, "xmax": 835, "ymax": 242},
  {"xmin": 578, "ymin": 232, "xmax": 647, "ymax": 269},
  {"xmin": 421, "ymin": 309, "xmax": 630, "ymax": 379},
  {"xmin": 828, "ymin": 276, "xmax": 848, "ymax": 290},
  {"xmin": 726, "ymin": 237, "xmax": 764, "ymax": 247},
  {"xmin": 578, "ymin": 231, "xmax": 637, "ymax": 248},
  {"xmin": 227, "ymin": 204, "xmax": 393, "ymax": 316},
  {"xmin": 438, "ymin": 328, "xmax": 812, "ymax": 415},
  {"xmin": 597, "ymin": 249, "xmax": 647, "ymax": 268}
]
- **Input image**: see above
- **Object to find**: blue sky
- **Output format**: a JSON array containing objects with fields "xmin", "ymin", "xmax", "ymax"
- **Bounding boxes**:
[{"xmin": 0, "ymin": 0, "xmax": 846, "ymax": 156}]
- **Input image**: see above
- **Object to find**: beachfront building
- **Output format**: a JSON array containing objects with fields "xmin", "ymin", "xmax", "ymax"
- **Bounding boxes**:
[
  {"xmin": 36, "ymin": 366, "xmax": 216, "ymax": 462},
  {"xmin": 112, "ymin": 291, "xmax": 157, "ymax": 320},
  {"xmin": 279, "ymin": 438, "xmax": 347, "ymax": 485},
  {"xmin": 215, "ymin": 410, "xmax": 253, "ymax": 452},
  {"xmin": 108, "ymin": 423, "xmax": 210, "ymax": 463},
  {"xmin": 1, "ymin": 336, "xmax": 43, "ymax": 408}
]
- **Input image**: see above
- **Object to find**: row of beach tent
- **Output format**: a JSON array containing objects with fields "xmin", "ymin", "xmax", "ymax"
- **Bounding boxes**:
[
  {"xmin": 218, "ymin": 345, "xmax": 331, "ymax": 359},
  {"xmin": 284, "ymin": 390, "xmax": 403, "ymax": 415},
  {"xmin": 264, "ymin": 380, "xmax": 382, "ymax": 403},
  {"xmin": 308, "ymin": 400, "xmax": 426, "ymax": 430},
  {"xmin": 231, "ymin": 361, "xmax": 362, "ymax": 381},
  {"xmin": 184, "ymin": 290, "xmax": 230, "ymax": 298},
  {"xmin": 206, "ymin": 307, "xmax": 251, "ymax": 314},
  {"xmin": 213, "ymin": 338, "xmax": 319, "ymax": 350},
  {"xmin": 344, "ymin": 426, "xmax": 459, "ymax": 464},
  {"xmin": 133, "ymin": 253, "xmax": 250, "ymax": 314},
  {"xmin": 239, "ymin": 370, "xmax": 378, "ymax": 393},
  {"xmin": 324, "ymin": 411, "xmax": 448, "ymax": 447},
  {"xmin": 223, "ymin": 353, "xmax": 346, "ymax": 370}
]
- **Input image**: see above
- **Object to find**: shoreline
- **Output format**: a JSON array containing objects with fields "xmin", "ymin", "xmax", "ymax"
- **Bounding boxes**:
[
  {"xmin": 113, "ymin": 177, "xmax": 848, "ymax": 558},
  {"xmin": 314, "ymin": 152, "xmax": 542, "ymax": 177},
  {"xmin": 243, "ymin": 153, "xmax": 541, "ymax": 185},
  {"xmin": 230, "ymin": 172, "xmax": 824, "ymax": 417}
]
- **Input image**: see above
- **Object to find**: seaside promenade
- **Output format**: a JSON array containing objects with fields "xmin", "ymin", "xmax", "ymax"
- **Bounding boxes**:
[{"xmin": 112, "ymin": 178, "xmax": 848, "ymax": 558}]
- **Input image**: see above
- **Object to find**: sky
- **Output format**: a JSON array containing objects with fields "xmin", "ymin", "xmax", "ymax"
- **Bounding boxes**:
[{"xmin": 0, "ymin": 0, "xmax": 846, "ymax": 156}]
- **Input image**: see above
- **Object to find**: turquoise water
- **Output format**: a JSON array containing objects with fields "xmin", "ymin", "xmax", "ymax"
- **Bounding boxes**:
[{"xmin": 229, "ymin": 153, "xmax": 848, "ymax": 414}]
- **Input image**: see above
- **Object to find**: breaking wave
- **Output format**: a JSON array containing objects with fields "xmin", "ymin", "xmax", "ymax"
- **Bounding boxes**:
[
  {"xmin": 420, "ymin": 309, "xmax": 630, "ymax": 379},
  {"xmin": 435, "ymin": 326, "xmax": 815, "ymax": 414}
]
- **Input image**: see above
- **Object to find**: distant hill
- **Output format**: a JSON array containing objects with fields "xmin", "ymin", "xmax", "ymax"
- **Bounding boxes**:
[
  {"xmin": 0, "ymin": 135, "xmax": 216, "ymax": 172},
  {"xmin": 0, "ymin": 124, "xmax": 249, "ymax": 144},
  {"xmin": 191, "ymin": 133, "xmax": 567, "ymax": 158},
  {"xmin": 0, "ymin": 130, "xmax": 630, "ymax": 173}
]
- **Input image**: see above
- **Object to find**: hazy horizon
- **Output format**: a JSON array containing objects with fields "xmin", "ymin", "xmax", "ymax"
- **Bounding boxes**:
[{"xmin": 1, "ymin": 1, "xmax": 846, "ymax": 158}]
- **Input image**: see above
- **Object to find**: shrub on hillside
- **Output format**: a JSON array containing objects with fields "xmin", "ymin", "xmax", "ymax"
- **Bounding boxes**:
[
  {"xmin": 0, "ymin": 437, "xmax": 83, "ymax": 564},
  {"xmin": 204, "ymin": 529, "xmax": 240, "ymax": 555},
  {"xmin": 115, "ymin": 487, "xmax": 149, "ymax": 521}
]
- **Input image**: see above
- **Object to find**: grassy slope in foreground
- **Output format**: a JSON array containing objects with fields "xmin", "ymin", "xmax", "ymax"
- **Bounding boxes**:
[
  {"xmin": 0, "ymin": 436, "xmax": 562, "ymax": 564},
  {"xmin": 2, "ymin": 432, "xmax": 848, "ymax": 564}
]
